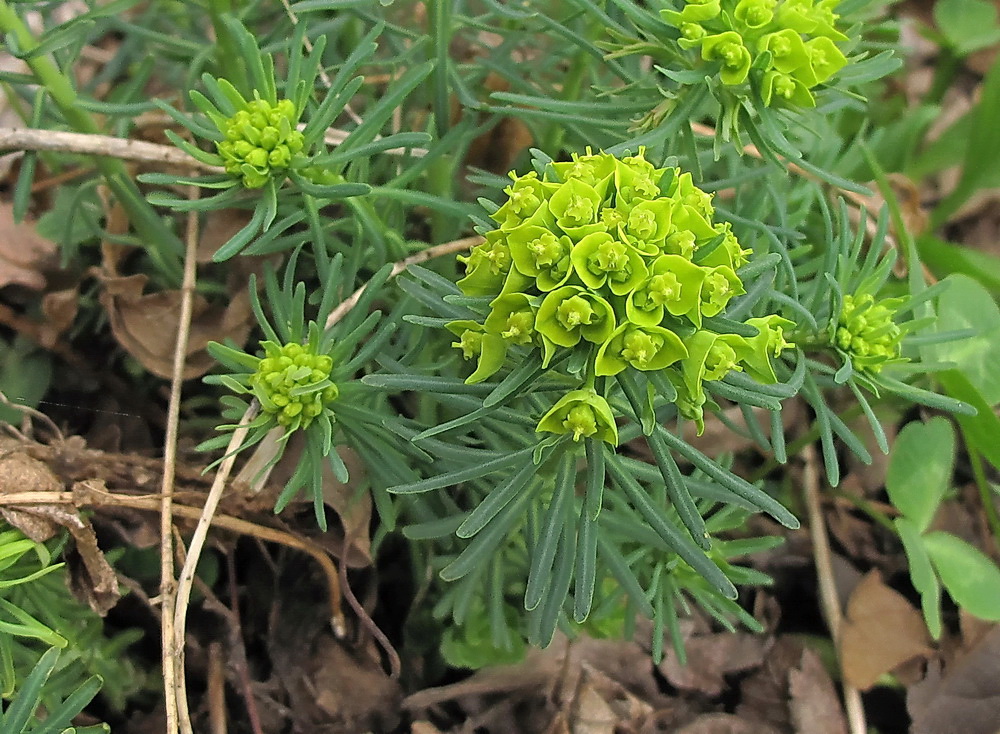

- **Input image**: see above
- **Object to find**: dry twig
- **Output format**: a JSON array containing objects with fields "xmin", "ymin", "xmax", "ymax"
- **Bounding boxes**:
[
  {"xmin": 803, "ymin": 444, "xmax": 867, "ymax": 734},
  {"xmin": 0, "ymin": 127, "xmax": 221, "ymax": 172},
  {"xmin": 161, "ymin": 185, "xmax": 201, "ymax": 734}
]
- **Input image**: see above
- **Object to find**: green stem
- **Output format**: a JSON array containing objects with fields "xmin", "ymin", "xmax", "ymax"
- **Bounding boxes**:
[
  {"xmin": 968, "ymin": 445, "xmax": 1000, "ymax": 552},
  {"xmin": 541, "ymin": 20, "xmax": 599, "ymax": 155},
  {"xmin": 0, "ymin": 1, "xmax": 183, "ymax": 282},
  {"xmin": 207, "ymin": 0, "xmax": 249, "ymax": 95}
]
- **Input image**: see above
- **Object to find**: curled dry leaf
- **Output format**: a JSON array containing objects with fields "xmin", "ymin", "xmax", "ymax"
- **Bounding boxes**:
[
  {"xmin": 788, "ymin": 648, "xmax": 847, "ymax": 734},
  {"xmin": 908, "ymin": 626, "xmax": 1000, "ymax": 734},
  {"xmin": 0, "ymin": 451, "xmax": 119, "ymax": 614},
  {"xmin": 839, "ymin": 569, "xmax": 933, "ymax": 690},
  {"xmin": 0, "ymin": 450, "xmax": 63, "ymax": 540},
  {"xmin": 40, "ymin": 287, "xmax": 80, "ymax": 345},
  {"xmin": 675, "ymin": 713, "xmax": 782, "ymax": 734},
  {"xmin": 0, "ymin": 203, "xmax": 58, "ymax": 291},
  {"xmin": 97, "ymin": 272, "xmax": 253, "ymax": 379},
  {"xmin": 659, "ymin": 631, "xmax": 772, "ymax": 697}
]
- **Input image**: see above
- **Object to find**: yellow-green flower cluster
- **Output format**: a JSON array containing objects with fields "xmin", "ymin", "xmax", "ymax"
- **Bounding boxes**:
[
  {"xmin": 449, "ymin": 149, "xmax": 794, "ymax": 440},
  {"xmin": 662, "ymin": 0, "xmax": 849, "ymax": 107},
  {"xmin": 216, "ymin": 97, "xmax": 305, "ymax": 188},
  {"xmin": 835, "ymin": 294, "xmax": 904, "ymax": 374},
  {"xmin": 250, "ymin": 341, "xmax": 339, "ymax": 429}
]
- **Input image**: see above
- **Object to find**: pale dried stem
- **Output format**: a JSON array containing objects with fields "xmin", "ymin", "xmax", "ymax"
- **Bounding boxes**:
[
  {"xmin": 0, "ymin": 486, "xmax": 344, "ymax": 628},
  {"xmin": 0, "ymin": 125, "xmax": 427, "ymax": 174},
  {"xmin": 172, "ymin": 404, "xmax": 257, "ymax": 734},
  {"xmin": 161, "ymin": 186, "xmax": 201, "ymax": 734},
  {"xmin": 803, "ymin": 445, "xmax": 867, "ymax": 734},
  {"xmin": 0, "ymin": 127, "xmax": 221, "ymax": 172}
]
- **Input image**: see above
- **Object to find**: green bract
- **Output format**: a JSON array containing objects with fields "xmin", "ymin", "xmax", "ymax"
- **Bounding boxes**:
[
  {"xmin": 448, "ymin": 149, "xmax": 793, "ymax": 441},
  {"xmin": 642, "ymin": 0, "xmax": 853, "ymax": 110},
  {"xmin": 536, "ymin": 389, "xmax": 619, "ymax": 443}
]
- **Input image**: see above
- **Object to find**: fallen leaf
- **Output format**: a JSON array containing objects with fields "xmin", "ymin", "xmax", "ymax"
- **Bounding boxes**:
[
  {"xmin": 568, "ymin": 680, "xmax": 616, "ymax": 734},
  {"xmin": 908, "ymin": 626, "xmax": 1000, "ymax": 734},
  {"xmin": 788, "ymin": 648, "xmax": 847, "ymax": 734},
  {"xmin": 675, "ymin": 713, "xmax": 782, "ymax": 734},
  {"xmin": 659, "ymin": 632, "xmax": 771, "ymax": 697},
  {"xmin": 98, "ymin": 272, "xmax": 253, "ymax": 379},
  {"xmin": 0, "ymin": 203, "xmax": 57, "ymax": 290},
  {"xmin": 40, "ymin": 287, "xmax": 79, "ymax": 345},
  {"xmin": 839, "ymin": 570, "xmax": 933, "ymax": 690},
  {"xmin": 736, "ymin": 636, "xmax": 806, "ymax": 731},
  {"xmin": 0, "ymin": 452, "xmax": 119, "ymax": 614},
  {"xmin": 0, "ymin": 450, "xmax": 62, "ymax": 540}
]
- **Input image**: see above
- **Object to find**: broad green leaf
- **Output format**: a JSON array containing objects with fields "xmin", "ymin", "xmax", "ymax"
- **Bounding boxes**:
[
  {"xmin": 928, "ymin": 275, "xmax": 1000, "ymax": 405},
  {"xmin": 917, "ymin": 235, "xmax": 1000, "ymax": 293},
  {"xmin": 933, "ymin": 0, "xmax": 1000, "ymax": 55},
  {"xmin": 895, "ymin": 517, "xmax": 942, "ymax": 639},
  {"xmin": 923, "ymin": 531, "xmax": 1000, "ymax": 621},
  {"xmin": 937, "ymin": 370, "xmax": 1000, "ymax": 474},
  {"xmin": 885, "ymin": 417, "xmax": 955, "ymax": 532}
]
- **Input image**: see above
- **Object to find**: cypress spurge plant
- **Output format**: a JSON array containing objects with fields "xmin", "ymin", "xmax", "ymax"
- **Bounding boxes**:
[
  {"xmin": 203, "ymin": 246, "xmax": 423, "ymax": 529},
  {"xmin": 144, "ymin": 17, "xmax": 432, "ymax": 261},
  {"xmin": 370, "ymin": 149, "xmax": 806, "ymax": 655}
]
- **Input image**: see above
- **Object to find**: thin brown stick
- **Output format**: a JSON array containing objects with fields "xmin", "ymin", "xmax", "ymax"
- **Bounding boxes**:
[
  {"xmin": 803, "ymin": 445, "xmax": 867, "ymax": 734},
  {"xmin": 172, "ymin": 405, "xmax": 258, "ymax": 734},
  {"xmin": 225, "ymin": 551, "xmax": 266, "ymax": 734},
  {"xmin": 340, "ymin": 531, "xmax": 401, "ymax": 678},
  {"xmin": 0, "ymin": 127, "xmax": 222, "ymax": 172},
  {"xmin": 161, "ymin": 186, "xmax": 201, "ymax": 734},
  {"xmin": 207, "ymin": 642, "xmax": 228, "ymax": 734}
]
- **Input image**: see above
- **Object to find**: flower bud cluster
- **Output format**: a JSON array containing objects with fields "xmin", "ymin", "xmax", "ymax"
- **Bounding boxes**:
[
  {"xmin": 449, "ymin": 149, "xmax": 793, "ymax": 441},
  {"xmin": 250, "ymin": 341, "xmax": 339, "ymax": 429},
  {"xmin": 835, "ymin": 293, "xmax": 904, "ymax": 374},
  {"xmin": 661, "ymin": 0, "xmax": 849, "ymax": 107},
  {"xmin": 216, "ymin": 97, "xmax": 305, "ymax": 188}
]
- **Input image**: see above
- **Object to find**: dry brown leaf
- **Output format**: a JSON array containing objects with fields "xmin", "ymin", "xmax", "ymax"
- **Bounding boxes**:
[
  {"xmin": 908, "ymin": 626, "xmax": 1000, "ymax": 734},
  {"xmin": 788, "ymin": 648, "xmax": 847, "ymax": 734},
  {"xmin": 197, "ymin": 210, "xmax": 253, "ymax": 263},
  {"xmin": 0, "ymin": 453, "xmax": 119, "ymax": 614},
  {"xmin": 675, "ymin": 713, "xmax": 782, "ymax": 734},
  {"xmin": 839, "ymin": 570, "xmax": 933, "ymax": 690},
  {"xmin": 98, "ymin": 272, "xmax": 253, "ymax": 379},
  {"xmin": 311, "ymin": 637, "xmax": 401, "ymax": 731},
  {"xmin": 568, "ymin": 681, "xmax": 616, "ymax": 734},
  {"xmin": 40, "ymin": 287, "xmax": 79, "ymax": 345},
  {"xmin": 736, "ymin": 636, "xmax": 807, "ymax": 731},
  {"xmin": 659, "ymin": 632, "xmax": 771, "ymax": 697},
  {"xmin": 264, "ymin": 435, "xmax": 372, "ymax": 567},
  {"xmin": 0, "ymin": 204, "xmax": 57, "ymax": 290}
]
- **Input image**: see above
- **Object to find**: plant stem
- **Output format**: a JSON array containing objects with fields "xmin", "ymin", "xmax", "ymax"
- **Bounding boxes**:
[
  {"xmin": 207, "ymin": 0, "xmax": 250, "ymax": 95},
  {"xmin": 0, "ymin": 1, "xmax": 183, "ymax": 282},
  {"xmin": 968, "ymin": 445, "xmax": 1000, "ymax": 553},
  {"xmin": 542, "ymin": 19, "xmax": 597, "ymax": 156}
]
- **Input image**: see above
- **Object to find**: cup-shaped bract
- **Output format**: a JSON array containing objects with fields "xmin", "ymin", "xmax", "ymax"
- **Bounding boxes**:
[{"xmin": 536, "ymin": 389, "xmax": 619, "ymax": 444}]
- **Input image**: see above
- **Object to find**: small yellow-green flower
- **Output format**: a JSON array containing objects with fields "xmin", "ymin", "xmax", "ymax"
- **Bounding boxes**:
[
  {"xmin": 835, "ymin": 294, "xmax": 905, "ymax": 374},
  {"xmin": 250, "ymin": 341, "xmax": 338, "ymax": 428},
  {"xmin": 216, "ymin": 98, "xmax": 304, "ymax": 188},
  {"xmin": 536, "ymin": 389, "xmax": 619, "ymax": 444}
]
